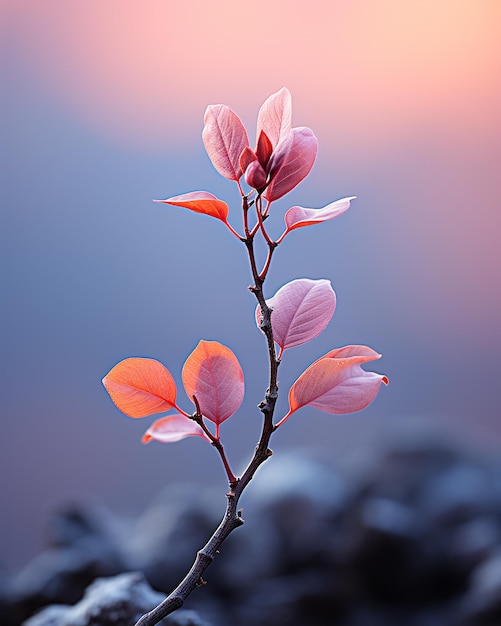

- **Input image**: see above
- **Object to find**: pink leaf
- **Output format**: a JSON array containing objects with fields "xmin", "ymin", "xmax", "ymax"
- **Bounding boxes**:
[
  {"xmin": 182, "ymin": 340, "xmax": 244, "ymax": 426},
  {"xmin": 102, "ymin": 358, "xmax": 177, "ymax": 418},
  {"xmin": 283, "ymin": 197, "xmax": 355, "ymax": 236},
  {"xmin": 142, "ymin": 413, "xmax": 210, "ymax": 444},
  {"xmin": 256, "ymin": 279, "xmax": 336, "ymax": 355},
  {"xmin": 202, "ymin": 105, "xmax": 249, "ymax": 180},
  {"xmin": 256, "ymin": 87, "xmax": 292, "ymax": 148},
  {"xmin": 287, "ymin": 345, "xmax": 388, "ymax": 417},
  {"xmin": 155, "ymin": 191, "xmax": 229, "ymax": 222},
  {"xmin": 265, "ymin": 127, "xmax": 318, "ymax": 201}
]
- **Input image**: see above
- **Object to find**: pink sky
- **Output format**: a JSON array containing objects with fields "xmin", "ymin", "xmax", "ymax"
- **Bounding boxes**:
[
  {"xmin": 3, "ymin": 0, "xmax": 499, "ymax": 395},
  {"xmin": 4, "ymin": 0, "xmax": 500, "ymax": 154}
]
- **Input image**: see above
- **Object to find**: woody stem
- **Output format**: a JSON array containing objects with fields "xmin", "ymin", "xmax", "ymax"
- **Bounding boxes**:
[{"xmin": 134, "ymin": 203, "xmax": 279, "ymax": 626}]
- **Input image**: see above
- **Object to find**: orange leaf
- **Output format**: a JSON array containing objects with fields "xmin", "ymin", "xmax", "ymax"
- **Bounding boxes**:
[
  {"xmin": 182, "ymin": 340, "xmax": 244, "ymax": 425},
  {"xmin": 102, "ymin": 357, "xmax": 177, "ymax": 418},
  {"xmin": 155, "ymin": 191, "xmax": 229, "ymax": 222}
]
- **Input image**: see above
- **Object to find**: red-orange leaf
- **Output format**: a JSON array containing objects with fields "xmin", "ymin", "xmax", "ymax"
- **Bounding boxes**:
[
  {"xmin": 102, "ymin": 357, "xmax": 177, "ymax": 418},
  {"xmin": 182, "ymin": 340, "xmax": 244, "ymax": 426},
  {"xmin": 155, "ymin": 191, "xmax": 229, "ymax": 222}
]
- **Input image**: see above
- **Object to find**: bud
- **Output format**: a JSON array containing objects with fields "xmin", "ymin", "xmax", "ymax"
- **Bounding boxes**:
[{"xmin": 244, "ymin": 159, "xmax": 267, "ymax": 190}]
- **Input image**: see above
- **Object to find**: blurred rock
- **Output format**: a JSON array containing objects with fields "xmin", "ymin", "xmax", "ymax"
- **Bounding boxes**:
[
  {"xmin": 4, "ymin": 437, "xmax": 501, "ymax": 625},
  {"xmin": 3, "ymin": 505, "xmax": 127, "ymax": 625},
  {"xmin": 458, "ymin": 549, "xmax": 501, "ymax": 625},
  {"xmin": 22, "ymin": 571, "xmax": 211, "ymax": 626},
  {"xmin": 125, "ymin": 484, "xmax": 221, "ymax": 593}
]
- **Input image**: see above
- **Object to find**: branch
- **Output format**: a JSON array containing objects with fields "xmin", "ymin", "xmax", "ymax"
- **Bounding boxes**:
[
  {"xmin": 190, "ymin": 395, "xmax": 237, "ymax": 486},
  {"xmin": 134, "ymin": 210, "xmax": 280, "ymax": 626}
]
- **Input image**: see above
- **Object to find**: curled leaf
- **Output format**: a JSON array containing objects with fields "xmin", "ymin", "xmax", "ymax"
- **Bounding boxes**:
[
  {"xmin": 142, "ymin": 413, "xmax": 210, "ymax": 444},
  {"xmin": 155, "ymin": 191, "xmax": 229, "ymax": 222},
  {"xmin": 286, "ymin": 345, "xmax": 388, "ymax": 419},
  {"xmin": 202, "ymin": 105, "xmax": 249, "ymax": 180},
  {"xmin": 182, "ymin": 340, "xmax": 244, "ymax": 426},
  {"xmin": 257, "ymin": 279, "xmax": 336, "ymax": 355},
  {"xmin": 102, "ymin": 357, "xmax": 177, "ymax": 418},
  {"xmin": 282, "ymin": 197, "xmax": 355, "ymax": 237},
  {"xmin": 265, "ymin": 127, "xmax": 318, "ymax": 201}
]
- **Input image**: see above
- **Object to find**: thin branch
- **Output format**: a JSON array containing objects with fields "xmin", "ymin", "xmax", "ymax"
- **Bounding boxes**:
[
  {"xmin": 255, "ymin": 198, "xmax": 273, "ymax": 246},
  {"xmin": 243, "ymin": 195, "xmax": 251, "ymax": 238},
  {"xmin": 211, "ymin": 437, "xmax": 237, "ymax": 488},
  {"xmin": 224, "ymin": 220, "xmax": 244, "ymax": 240},
  {"xmin": 190, "ymin": 395, "xmax": 237, "ymax": 486},
  {"xmin": 135, "ymin": 200, "xmax": 280, "ymax": 626},
  {"xmin": 258, "ymin": 241, "xmax": 277, "ymax": 282}
]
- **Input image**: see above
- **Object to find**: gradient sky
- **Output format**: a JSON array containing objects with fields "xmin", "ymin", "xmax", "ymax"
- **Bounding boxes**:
[{"xmin": 1, "ymin": 1, "xmax": 500, "ymax": 570}]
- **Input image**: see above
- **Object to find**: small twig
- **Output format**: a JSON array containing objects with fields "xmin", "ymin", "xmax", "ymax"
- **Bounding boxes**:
[
  {"xmin": 190, "ymin": 395, "xmax": 237, "ymax": 487},
  {"xmin": 258, "ymin": 241, "xmax": 277, "ymax": 282}
]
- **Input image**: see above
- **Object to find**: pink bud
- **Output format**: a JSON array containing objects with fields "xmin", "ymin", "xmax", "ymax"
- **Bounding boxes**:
[{"xmin": 244, "ymin": 160, "xmax": 267, "ymax": 190}]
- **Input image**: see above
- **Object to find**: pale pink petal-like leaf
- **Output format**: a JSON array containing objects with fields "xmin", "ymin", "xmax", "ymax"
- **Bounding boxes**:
[
  {"xmin": 256, "ymin": 279, "xmax": 336, "ymax": 354},
  {"xmin": 256, "ymin": 87, "xmax": 292, "ymax": 148},
  {"xmin": 287, "ymin": 345, "xmax": 388, "ymax": 416},
  {"xmin": 283, "ymin": 197, "xmax": 355, "ymax": 235},
  {"xmin": 265, "ymin": 127, "xmax": 318, "ymax": 201},
  {"xmin": 202, "ymin": 105, "xmax": 249, "ymax": 180},
  {"xmin": 102, "ymin": 358, "xmax": 177, "ymax": 418},
  {"xmin": 142, "ymin": 413, "xmax": 210, "ymax": 444},
  {"xmin": 182, "ymin": 340, "xmax": 244, "ymax": 425},
  {"xmin": 155, "ymin": 191, "xmax": 229, "ymax": 222}
]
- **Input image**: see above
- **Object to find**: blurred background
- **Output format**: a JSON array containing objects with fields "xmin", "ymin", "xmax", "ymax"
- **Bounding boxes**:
[{"xmin": 1, "ymin": 0, "xmax": 500, "ymax": 577}]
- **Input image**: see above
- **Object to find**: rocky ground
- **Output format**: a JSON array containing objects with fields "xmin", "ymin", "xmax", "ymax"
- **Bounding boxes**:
[{"xmin": 2, "ymin": 433, "xmax": 501, "ymax": 626}]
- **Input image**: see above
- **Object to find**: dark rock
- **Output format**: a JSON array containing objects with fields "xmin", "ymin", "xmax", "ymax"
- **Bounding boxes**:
[
  {"xmin": 126, "ymin": 484, "xmax": 221, "ymax": 593},
  {"xmin": 458, "ymin": 550, "xmax": 501, "ymax": 625},
  {"xmin": 8, "ymin": 529, "xmax": 126, "ymax": 624},
  {"xmin": 22, "ymin": 571, "xmax": 211, "ymax": 626},
  {"xmin": 234, "ymin": 454, "xmax": 352, "ymax": 576},
  {"xmin": 420, "ymin": 462, "xmax": 498, "ymax": 525},
  {"xmin": 5, "ymin": 437, "xmax": 501, "ymax": 626}
]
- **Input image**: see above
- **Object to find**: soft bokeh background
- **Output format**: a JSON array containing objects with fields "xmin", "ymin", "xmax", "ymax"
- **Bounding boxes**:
[{"xmin": 2, "ymin": 0, "xmax": 500, "ymax": 571}]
